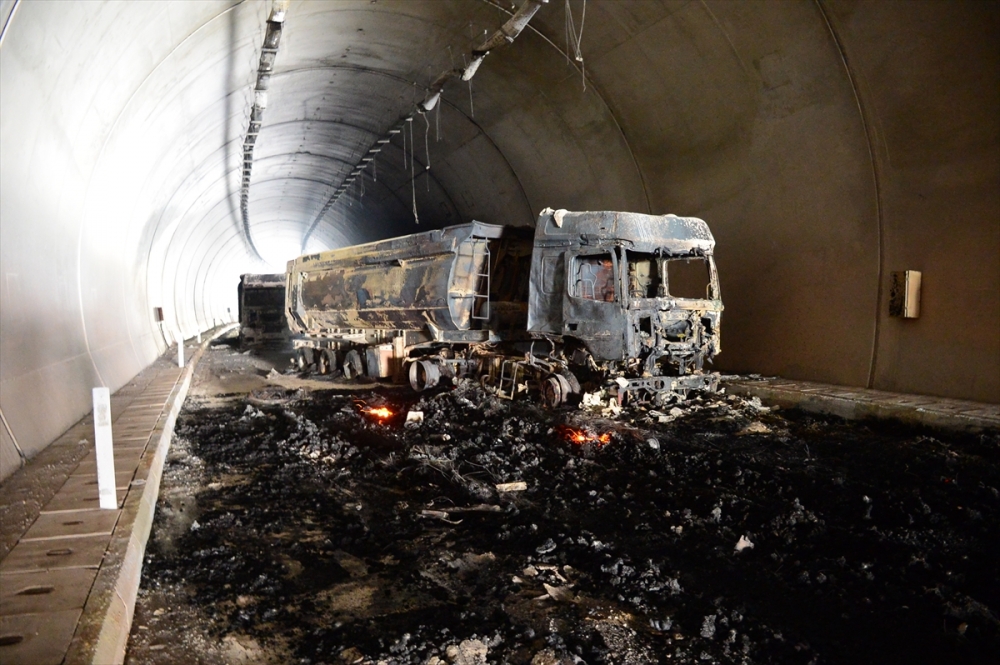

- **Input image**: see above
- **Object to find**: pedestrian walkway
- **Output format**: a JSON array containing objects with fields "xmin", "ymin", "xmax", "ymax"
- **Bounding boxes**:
[
  {"xmin": 0, "ymin": 328, "xmax": 231, "ymax": 665},
  {"xmin": 725, "ymin": 376, "xmax": 1000, "ymax": 433}
]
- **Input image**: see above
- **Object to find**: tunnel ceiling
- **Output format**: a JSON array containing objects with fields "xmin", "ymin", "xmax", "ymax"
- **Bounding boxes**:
[{"xmin": 1, "ymin": 0, "xmax": 997, "ymax": 475}]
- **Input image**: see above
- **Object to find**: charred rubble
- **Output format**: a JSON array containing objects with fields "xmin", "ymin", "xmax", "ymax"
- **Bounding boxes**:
[{"xmin": 128, "ymin": 372, "xmax": 999, "ymax": 665}]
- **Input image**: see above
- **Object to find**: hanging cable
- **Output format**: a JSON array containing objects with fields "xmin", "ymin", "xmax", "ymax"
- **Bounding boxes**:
[
  {"xmin": 564, "ymin": 0, "xmax": 586, "ymax": 90},
  {"xmin": 423, "ymin": 112, "xmax": 431, "ymax": 191},
  {"xmin": 409, "ymin": 117, "xmax": 419, "ymax": 224},
  {"xmin": 299, "ymin": 0, "xmax": 548, "ymax": 250}
]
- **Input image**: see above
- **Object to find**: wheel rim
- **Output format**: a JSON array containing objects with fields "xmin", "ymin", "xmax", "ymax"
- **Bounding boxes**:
[
  {"xmin": 543, "ymin": 376, "xmax": 564, "ymax": 407},
  {"xmin": 408, "ymin": 360, "xmax": 440, "ymax": 391}
]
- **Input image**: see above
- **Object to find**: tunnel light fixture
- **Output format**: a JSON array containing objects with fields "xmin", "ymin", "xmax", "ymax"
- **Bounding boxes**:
[
  {"xmin": 421, "ymin": 92, "xmax": 441, "ymax": 111},
  {"xmin": 239, "ymin": 0, "xmax": 288, "ymax": 263},
  {"xmin": 461, "ymin": 57, "xmax": 484, "ymax": 81},
  {"xmin": 270, "ymin": 0, "xmax": 289, "ymax": 23}
]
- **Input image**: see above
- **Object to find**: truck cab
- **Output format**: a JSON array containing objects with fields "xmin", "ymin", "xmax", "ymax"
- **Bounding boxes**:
[{"xmin": 528, "ymin": 209, "xmax": 723, "ymax": 388}]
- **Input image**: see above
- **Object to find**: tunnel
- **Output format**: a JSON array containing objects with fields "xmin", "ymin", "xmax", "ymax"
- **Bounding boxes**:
[
  {"xmin": 0, "ymin": 1, "xmax": 998, "ymax": 662},
  {"xmin": 1, "ymin": 0, "xmax": 997, "ymax": 477}
]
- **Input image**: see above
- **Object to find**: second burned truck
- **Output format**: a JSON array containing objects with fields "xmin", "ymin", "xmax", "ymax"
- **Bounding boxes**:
[{"xmin": 284, "ymin": 209, "xmax": 723, "ymax": 406}]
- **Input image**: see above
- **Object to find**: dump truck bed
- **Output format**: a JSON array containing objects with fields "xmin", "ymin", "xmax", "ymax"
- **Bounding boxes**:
[{"xmin": 286, "ymin": 222, "xmax": 506, "ymax": 335}]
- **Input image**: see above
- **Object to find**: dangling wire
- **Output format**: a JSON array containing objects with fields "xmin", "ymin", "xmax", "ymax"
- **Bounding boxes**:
[
  {"xmin": 402, "ymin": 120, "xmax": 407, "ymax": 171},
  {"xmin": 435, "ymin": 100, "xmax": 441, "ymax": 142},
  {"xmin": 423, "ymin": 112, "xmax": 431, "ymax": 192},
  {"xmin": 409, "ymin": 118, "xmax": 419, "ymax": 224},
  {"xmin": 372, "ymin": 153, "xmax": 377, "ymax": 182},
  {"xmin": 461, "ymin": 52, "xmax": 474, "ymax": 118},
  {"xmin": 565, "ymin": 0, "xmax": 587, "ymax": 91}
]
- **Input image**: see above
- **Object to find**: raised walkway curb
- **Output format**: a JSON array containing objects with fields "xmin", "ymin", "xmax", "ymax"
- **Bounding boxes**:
[
  {"xmin": 0, "ymin": 325, "xmax": 235, "ymax": 665},
  {"xmin": 724, "ymin": 377, "xmax": 1000, "ymax": 433}
]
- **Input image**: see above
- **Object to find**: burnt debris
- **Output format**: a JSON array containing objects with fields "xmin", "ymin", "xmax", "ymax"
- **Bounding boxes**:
[{"xmin": 128, "ymin": 348, "xmax": 999, "ymax": 665}]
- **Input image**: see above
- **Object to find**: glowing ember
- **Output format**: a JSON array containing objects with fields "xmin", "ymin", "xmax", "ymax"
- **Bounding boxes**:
[
  {"xmin": 362, "ymin": 406, "xmax": 393, "ymax": 420},
  {"xmin": 560, "ymin": 426, "xmax": 611, "ymax": 446}
]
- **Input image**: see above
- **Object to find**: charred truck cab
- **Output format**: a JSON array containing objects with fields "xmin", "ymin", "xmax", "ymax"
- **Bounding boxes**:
[
  {"xmin": 527, "ymin": 209, "xmax": 723, "ymax": 401},
  {"xmin": 284, "ymin": 210, "xmax": 722, "ymax": 406},
  {"xmin": 238, "ymin": 273, "xmax": 290, "ymax": 348}
]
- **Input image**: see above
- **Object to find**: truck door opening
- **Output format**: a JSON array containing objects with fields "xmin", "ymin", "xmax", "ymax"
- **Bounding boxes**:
[{"xmin": 573, "ymin": 253, "xmax": 616, "ymax": 302}]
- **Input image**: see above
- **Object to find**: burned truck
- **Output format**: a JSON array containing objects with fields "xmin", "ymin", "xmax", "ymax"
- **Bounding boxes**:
[
  {"xmin": 284, "ymin": 209, "xmax": 723, "ymax": 405},
  {"xmin": 238, "ymin": 273, "xmax": 290, "ymax": 347}
]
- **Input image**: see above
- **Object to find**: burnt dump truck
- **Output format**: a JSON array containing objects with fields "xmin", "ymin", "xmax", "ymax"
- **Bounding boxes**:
[
  {"xmin": 238, "ymin": 273, "xmax": 290, "ymax": 347},
  {"xmin": 285, "ymin": 210, "xmax": 723, "ymax": 405}
]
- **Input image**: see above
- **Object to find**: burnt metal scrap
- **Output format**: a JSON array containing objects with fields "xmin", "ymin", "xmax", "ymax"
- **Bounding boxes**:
[{"xmin": 284, "ymin": 209, "xmax": 723, "ymax": 406}]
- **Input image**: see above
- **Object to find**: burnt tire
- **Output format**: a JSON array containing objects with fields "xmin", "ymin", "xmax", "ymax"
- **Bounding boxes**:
[
  {"xmin": 542, "ymin": 374, "xmax": 572, "ymax": 408},
  {"xmin": 559, "ymin": 370, "xmax": 581, "ymax": 395},
  {"xmin": 296, "ymin": 349, "xmax": 309, "ymax": 372},
  {"xmin": 317, "ymin": 350, "xmax": 332, "ymax": 375},
  {"xmin": 479, "ymin": 372, "xmax": 495, "ymax": 393},
  {"xmin": 409, "ymin": 360, "xmax": 440, "ymax": 392},
  {"xmin": 343, "ymin": 350, "xmax": 364, "ymax": 380}
]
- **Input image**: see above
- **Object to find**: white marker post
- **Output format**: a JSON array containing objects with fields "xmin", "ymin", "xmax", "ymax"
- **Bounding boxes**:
[
  {"xmin": 92, "ymin": 387, "xmax": 117, "ymax": 510},
  {"xmin": 197, "ymin": 330, "xmax": 202, "ymax": 343},
  {"xmin": 177, "ymin": 339, "xmax": 185, "ymax": 368}
]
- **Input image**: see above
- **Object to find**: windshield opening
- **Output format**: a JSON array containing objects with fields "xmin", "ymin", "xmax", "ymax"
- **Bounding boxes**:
[
  {"xmin": 243, "ymin": 288, "xmax": 285, "ymax": 308},
  {"xmin": 626, "ymin": 252, "xmax": 713, "ymax": 300},
  {"xmin": 665, "ymin": 257, "xmax": 711, "ymax": 299}
]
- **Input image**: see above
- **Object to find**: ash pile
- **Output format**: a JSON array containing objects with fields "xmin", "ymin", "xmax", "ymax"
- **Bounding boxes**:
[{"xmin": 130, "ymin": 380, "xmax": 999, "ymax": 665}]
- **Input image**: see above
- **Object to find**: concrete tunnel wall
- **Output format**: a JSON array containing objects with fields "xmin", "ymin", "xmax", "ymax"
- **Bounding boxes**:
[{"xmin": 0, "ymin": 0, "xmax": 997, "ymax": 481}]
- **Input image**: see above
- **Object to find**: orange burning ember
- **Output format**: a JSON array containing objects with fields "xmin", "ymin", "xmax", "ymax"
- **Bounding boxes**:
[
  {"xmin": 362, "ymin": 406, "xmax": 393, "ymax": 420},
  {"xmin": 560, "ymin": 426, "xmax": 611, "ymax": 446}
]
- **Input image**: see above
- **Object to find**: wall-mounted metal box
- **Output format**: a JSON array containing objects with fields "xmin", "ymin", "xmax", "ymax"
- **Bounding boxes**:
[{"xmin": 889, "ymin": 270, "xmax": 921, "ymax": 318}]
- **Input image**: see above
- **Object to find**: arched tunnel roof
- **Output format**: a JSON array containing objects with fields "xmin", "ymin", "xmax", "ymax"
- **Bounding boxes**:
[{"xmin": 0, "ymin": 0, "xmax": 997, "ymax": 477}]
